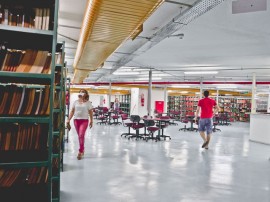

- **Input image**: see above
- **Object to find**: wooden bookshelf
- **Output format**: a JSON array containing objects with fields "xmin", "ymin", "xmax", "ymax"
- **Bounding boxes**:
[{"xmin": 0, "ymin": 1, "xmax": 60, "ymax": 202}]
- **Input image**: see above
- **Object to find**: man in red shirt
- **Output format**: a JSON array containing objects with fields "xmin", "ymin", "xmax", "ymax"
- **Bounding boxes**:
[{"xmin": 195, "ymin": 91, "xmax": 220, "ymax": 149}]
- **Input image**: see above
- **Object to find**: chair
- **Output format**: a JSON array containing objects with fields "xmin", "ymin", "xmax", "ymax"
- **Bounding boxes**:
[
  {"xmin": 179, "ymin": 116, "xmax": 189, "ymax": 131},
  {"xmin": 213, "ymin": 115, "xmax": 221, "ymax": 132},
  {"xmin": 143, "ymin": 119, "xmax": 160, "ymax": 142},
  {"xmin": 128, "ymin": 115, "xmax": 145, "ymax": 140},
  {"xmin": 96, "ymin": 111, "xmax": 107, "ymax": 125},
  {"xmin": 120, "ymin": 114, "xmax": 135, "ymax": 138},
  {"xmin": 110, "ymin": 110, "xmax": 121, "ymax": 125}
]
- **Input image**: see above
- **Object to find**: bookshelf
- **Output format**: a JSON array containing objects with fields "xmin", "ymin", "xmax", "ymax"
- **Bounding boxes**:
[
  {"xmin": 118, "ymin": 94, "xmax": 131, "ymax": 115},
  {"xmin": 168, "ymin": 96, "xmax": 199, "ymax": 117},
  {"xmin": 65, "ymin": 77, "xmax": 71, "ymax": 143},
  {"xmin": 168, "ymin": 95, "xmax": 252, "ymax": 122},
  {"xmin": 0, "ymin": 0, "xmax": 60, "ymax": 202}
]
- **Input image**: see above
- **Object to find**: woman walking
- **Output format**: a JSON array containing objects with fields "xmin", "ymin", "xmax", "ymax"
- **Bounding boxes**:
[{"xmin": 67, "ymin": 89, "xmax": 93, "ymax": 160}]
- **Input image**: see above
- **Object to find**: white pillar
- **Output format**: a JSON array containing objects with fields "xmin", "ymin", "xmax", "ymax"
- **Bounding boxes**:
[
  {"xmin": 147, "ymin": 70, "xmax": 152, "ymax": 116},
  {"xmin": 216, "ymin": 89, "xmax": 219, "ymax": 103},
  {"xmin": 200, "ymin": 79, "xmax": 203, "ymax": 99},
  {"xmin": 109, "ymin": 82, "xmax": 112, "ymax": 109},
  {"xmin": 164, "ymin": 85, "xmax": 168, "ymax": 114},
  {"xmin": 251, "ymin": 73, "xmax": 257, "ymax": 114}
]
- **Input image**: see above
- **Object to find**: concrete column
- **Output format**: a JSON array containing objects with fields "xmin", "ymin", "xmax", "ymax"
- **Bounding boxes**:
[
  {"xmin": 147, "ymin": 70, "xmax": 152, "ymax": 116},
  {"xmin": 216, "ymin": 89, "xmax": 219, "ymax": 104},
  {"xmin": 251, "ymin": 73, "xmax": 257, "ymax": 114},
  {"xmin": 109, "ymin": 82, "xmax": 112, "ymax": 109},
  {"xmin": 164, "ymin": 86, "xmax": 168, "ymax": 114},
  {"xmin": 200, "ymin": 79, "xmax": 203, "ymax": 99}
]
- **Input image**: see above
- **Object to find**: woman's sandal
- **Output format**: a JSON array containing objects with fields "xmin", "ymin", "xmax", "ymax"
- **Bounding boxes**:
[{"xmin": 77, "ymin": 152, "xmax": 84, "ymax": 160}]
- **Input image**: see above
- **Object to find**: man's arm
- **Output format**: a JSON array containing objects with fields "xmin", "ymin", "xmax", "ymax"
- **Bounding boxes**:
[{"xmin": 213, "ymin": 104, "xmax": 220, "ymax": 114}]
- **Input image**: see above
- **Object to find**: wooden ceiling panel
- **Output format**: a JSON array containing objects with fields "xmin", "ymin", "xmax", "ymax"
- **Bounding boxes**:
[{"xmin": 73, "ymin": 0, "xmax": 164, "ymax": 83}]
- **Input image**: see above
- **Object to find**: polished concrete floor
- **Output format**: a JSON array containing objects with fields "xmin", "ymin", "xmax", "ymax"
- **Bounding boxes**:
[{"xmin": 61, "ymin": 121, "xmax": 270, "ymax": 202}]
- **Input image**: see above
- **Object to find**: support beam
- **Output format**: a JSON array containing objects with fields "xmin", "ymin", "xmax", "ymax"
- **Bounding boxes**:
[
  {"xmin": 147, "ymin": 70, "xmax": 152, "ymax": 116},
  {"xmin": 109, "ymin": 82, "xmax": 112, "ymax": 109},
  {"xmin": 251, "ymin": 73, "xmax": 257, "ymax": 114},
  {"xmin": 165, "ymin": 0, "xmax": 192, "ymax": 7}
]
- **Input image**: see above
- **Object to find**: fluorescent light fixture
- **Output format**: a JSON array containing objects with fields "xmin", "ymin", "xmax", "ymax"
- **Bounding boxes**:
[
  {"xmin": 113, "ymin": 72, "xmax": 139, "ymax": 75},
  {"xmin": 136, "ymin": 77, "xmax": 162, "ymax": 81},
  {"xmin": 216, "ymin": 85, "xmax": 237, "ymax": 89},
  {"xmin": 172, "ymin": 85, "xmax": 190, "ymax": 88},
  {"xmin": 195, "ymin": 92, "xmax": 201, "ymax": 95},
  {"xmin": 180, "ymin": 91, "xmax": 189, "ymax": 94},
  {"xmin": 184, "ymin": 71, "xmax": 218, "ymax": 75}
]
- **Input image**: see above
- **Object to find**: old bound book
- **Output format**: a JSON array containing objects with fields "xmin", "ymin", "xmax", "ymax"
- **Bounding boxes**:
[
  {"xmin": 29, "ymin": 51, "xmax": 49, "ymax": 73},
  {"xmin": 16, "ymin": 49, "xmax": 37, "ymax": 73}
]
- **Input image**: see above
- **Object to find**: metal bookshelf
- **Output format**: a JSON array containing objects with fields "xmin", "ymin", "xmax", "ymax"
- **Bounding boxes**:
[{"xmin": 0, "ymin": 0, "xmax": 60, "ymax": 201}]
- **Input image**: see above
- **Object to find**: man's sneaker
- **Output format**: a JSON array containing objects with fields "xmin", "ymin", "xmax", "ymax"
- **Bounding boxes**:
[{"xmin": 202, "ymin": 141, "xmax": 209, "ymax": 148}]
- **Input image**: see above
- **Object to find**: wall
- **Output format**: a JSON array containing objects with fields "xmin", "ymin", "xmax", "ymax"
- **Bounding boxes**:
[
  {"xmin": 130, "ymin": 88, "xmax": 167, "ymax": 117},
  {"xmin": 70, "ymin": 93, "xmax": 115, "ymax": 108},
  {"xmin": 130, "ymin": 88, "xmax": 139, "ymax": 115}
]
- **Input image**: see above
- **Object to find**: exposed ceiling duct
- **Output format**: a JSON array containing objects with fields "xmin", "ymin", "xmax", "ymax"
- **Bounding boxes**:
[
  {"xmin": 72, "ymin": 0, "xmax": 165, "ymax": 83},
  {"xmin": 97, "ymin": 0, "xmax": 226, "ymax": 81}
]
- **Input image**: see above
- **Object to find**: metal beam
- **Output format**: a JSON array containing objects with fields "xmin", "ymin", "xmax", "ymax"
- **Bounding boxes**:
[
  {"xmin": 59, "ymin": 24, "xmax": 81, "ymax": 29},
  {"xmin": 165, "ymin": 0, "xmax": 192, "ymax": 7}
]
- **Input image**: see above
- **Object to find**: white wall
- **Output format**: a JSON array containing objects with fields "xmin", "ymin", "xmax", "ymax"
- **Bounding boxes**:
[
  {"xmin": 130, "ymin": 88, "xmax": 167, "ymax": 117},
  {"xmin": 130, "ymin": 88, "xmax": 139, "ymax": 115},
  {"xmin": 70, "ymin": 93, "xmax": 116, "ymax": 109},
  {"xmin": 267, "ymin": 94, "xmax": 270, "ymax": 113}
]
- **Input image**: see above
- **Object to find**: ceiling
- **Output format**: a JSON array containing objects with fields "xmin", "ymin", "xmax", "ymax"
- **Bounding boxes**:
[{"xmin": 58, "ymin": 0, "xmax": 270, "ymax": 91}]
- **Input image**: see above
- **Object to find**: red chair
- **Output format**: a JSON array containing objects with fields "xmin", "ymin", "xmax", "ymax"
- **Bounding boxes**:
[
  {"xmin": 128, "ymin": 115, "xmax": 145, "ymax": 140},
  {"xmin": 120, "ymin": 114, "xmax": 135, "ymax": 138},
  {"xmin": 143, "ymin": 119, "xmax": 160, "ymax": 142}
]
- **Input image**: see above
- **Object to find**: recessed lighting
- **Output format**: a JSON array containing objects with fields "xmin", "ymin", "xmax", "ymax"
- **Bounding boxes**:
[
  {"xmin": 172, "ymin": 85, "xmax": 190, "ymax": 88},
  {"xmin": 184, "ymin": 71, "xmax": 218, "ymax": 75},
  {"xmin": 113, "ymin": 72, "xmax": 139, "ymax": 75}
]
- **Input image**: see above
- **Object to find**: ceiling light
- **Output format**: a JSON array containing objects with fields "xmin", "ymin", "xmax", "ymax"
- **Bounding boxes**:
[
  {"xmin": 113, "ymin": 72, "xmax": 140, "ymax": 75},
  {"xmin": 216, "ymin": 85, "xmax": 237, "ymax": 89},
  {"xmin": 172, "ymin": 85, "xmax": 190, "ymax": 88},
  {"xmin": 180, "ymin": 91, "xmax": 189, "ymax": 94},
  {"xmin": 136, "ymin": 77, "xmax": 162, "ymax": 81},
  {"xmin": 184, "ymin": 71, "xmax": 218, "ymax": 75}
]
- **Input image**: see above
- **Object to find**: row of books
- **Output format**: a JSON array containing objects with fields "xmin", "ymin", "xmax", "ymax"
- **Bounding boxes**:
[
  {"xmin": 0, "ymin": 49, "xmax": 63, "ymax": 74},
  {"xmin": 0, "ymin": 49, "xmax": 51, "ymax": 74},
  {"xmin": 0, "ymin": 167, "xmax": 48, "ymax": 188},
  {"xmin": 0, "ymin": 123, "xmax": 48, "ymax": 151},
  {"xmin": 0, "ymin": 6, "xmax": 51, "ymax": 30},
  {"xmin": 0, "ymin": 85, "xmax": 50, "ymax": 115}
]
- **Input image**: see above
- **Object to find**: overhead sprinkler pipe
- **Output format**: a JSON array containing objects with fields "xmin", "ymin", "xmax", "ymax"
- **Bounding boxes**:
[{"xmin": 72, "ymin": 81, "xmax": 270, "ymax": 86}]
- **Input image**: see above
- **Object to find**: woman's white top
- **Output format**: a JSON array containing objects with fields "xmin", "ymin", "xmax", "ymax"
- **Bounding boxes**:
[{"xmin": 72, "ymin": 100, "xmax": 93, "ymax": 119}]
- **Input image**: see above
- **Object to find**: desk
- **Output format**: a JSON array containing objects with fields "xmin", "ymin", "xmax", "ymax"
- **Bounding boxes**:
[
  {"xmin": 144, "ymin": 118, "xmax": 171, "ymax": 140},
  {"xmin": 250, "ymin": 113, "xmax": 270, "ymax": 145}
]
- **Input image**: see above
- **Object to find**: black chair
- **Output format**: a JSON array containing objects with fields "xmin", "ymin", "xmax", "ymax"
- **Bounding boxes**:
[
  {"xmin": 128, "ymin": 115, "xmax": 145, "ymax": 140},
  {"xmin": 143, "ymin": 119, "xmax": 160, "ymax": 142}
]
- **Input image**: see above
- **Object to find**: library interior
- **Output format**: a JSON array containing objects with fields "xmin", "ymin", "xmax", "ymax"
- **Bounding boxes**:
[{"xmin": 0, "ymin": 0, "xmax": 270, "ymax": 202}]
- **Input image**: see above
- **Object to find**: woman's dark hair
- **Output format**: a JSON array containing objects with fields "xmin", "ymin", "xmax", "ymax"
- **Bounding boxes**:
[
  {"xmin": 79, "ymin": 89, "xmax": 89, "ymax": 101},
  {"xmin": 204, "ymin": 90, "xmax": 209, "ymax": 97}
]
